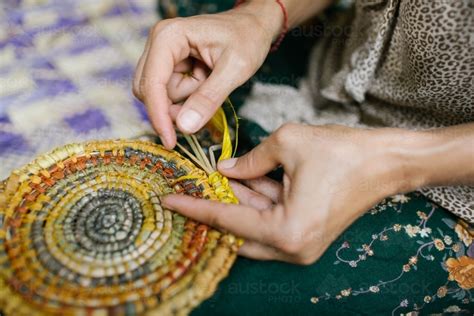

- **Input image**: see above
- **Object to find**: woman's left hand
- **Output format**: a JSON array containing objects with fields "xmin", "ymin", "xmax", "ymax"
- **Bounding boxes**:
[{"xmin": 162, "ymin": 123, "xmax": 418, "ymax": 264}]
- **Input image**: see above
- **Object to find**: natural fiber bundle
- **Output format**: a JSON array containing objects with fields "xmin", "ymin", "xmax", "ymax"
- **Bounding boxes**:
[{"xmin": 0, "ymin": 136, "xmax": 241, "ymax": 315}]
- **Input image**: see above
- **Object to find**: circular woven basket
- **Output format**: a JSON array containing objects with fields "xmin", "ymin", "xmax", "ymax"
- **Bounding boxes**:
[{"xmin": 0, "ymin": 140, "xmax": 240, "ymax": 315}]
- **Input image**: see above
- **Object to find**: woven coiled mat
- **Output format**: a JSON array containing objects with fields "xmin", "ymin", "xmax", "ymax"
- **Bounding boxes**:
[{"xmin": 0, "ymin": 140, "xmax": 240, "ymax": 315}]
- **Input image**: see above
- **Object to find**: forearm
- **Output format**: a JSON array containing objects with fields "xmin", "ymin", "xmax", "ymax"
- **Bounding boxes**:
[
  {"xmin": 236, "ymin": 0, "xmax": 334, "ymax": 40},
  {"xmin": 386, "ymin": 123, "xmax": 474, "ymax": 192},
  {"xmin": 281, "ymin": 0, "xmax": 335, "ymax": 27}
]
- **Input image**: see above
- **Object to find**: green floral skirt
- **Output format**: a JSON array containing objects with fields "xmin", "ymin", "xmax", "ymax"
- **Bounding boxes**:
[
  {"xmin": 192, "ymin": 192, "xmax": 474, "ymax": 315},
  {"xmin": 159, "ymin": 1, "xmax": 474, "ymax": 314}
]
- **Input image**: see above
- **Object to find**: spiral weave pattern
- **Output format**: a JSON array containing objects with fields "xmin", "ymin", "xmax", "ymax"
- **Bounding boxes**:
[{"xmin": 0, "ymin": 140, "xmax": 240, "ymax": 315}]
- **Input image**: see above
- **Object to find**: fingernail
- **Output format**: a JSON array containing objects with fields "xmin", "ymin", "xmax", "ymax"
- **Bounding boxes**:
[
  {"xmin": 179, "ymin": 109, "xmax": 202, "ymax": 133},
  {"xmin": 159, "ymin": 136, "xmax": 171, "ymax": 149},
  {"xmin": 218, "ymin": 158, "xmax": 237, "ymax": 169}
]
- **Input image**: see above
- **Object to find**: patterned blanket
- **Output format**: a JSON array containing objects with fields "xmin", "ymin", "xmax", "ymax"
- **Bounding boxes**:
[{"xmin": 0, "ymin": 0, "xmax": 156, "ymax": 179}]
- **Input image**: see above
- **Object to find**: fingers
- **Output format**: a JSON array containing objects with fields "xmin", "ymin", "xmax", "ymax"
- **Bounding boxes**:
[
  {"xmin": 144, "ymin": 89, "xmax": 176, "ymax": 149},
  {"xmin": 133, "ymin": 30, "xmax": 176, "ymax": 149},
  {"xmin": 140, "ymin": 26, "xmax": 189, "ymax": 148},
  {"xmin": 161, "ymin": 194, "xmax": 272, "ymax": 242},
  {"xmin": 133, "ymin": 36, "xmax": 151, "ymax": 100},
  {"xmin": 238, "ymin": 240, "xmax": 288, "ymax": 261},
  {"xmin": 176, "ymin": 52, "xmax": 252, "ymax": 134},
  {"xmin": 217, "ymin": 137, "xmax": 281, "ymax": 180},
  {"xmin": 169, "ymin": 104, "xmax": 182, "ymax": 122},
  {"xmin": 228, "ymin": 180, "xmax": 273, "ymax": 210},
  {"xmin": 135, "ymin": 16, "xmax": 258, "ymax": 144},
  {"xmin": 242, "ymin": 177, "xmax": 283, "ymax": 203},
  {"xmin": 167, "ymin": 59, "xmax": 208, "ymax": 103},
  {"xmin": 140, "ymin": 39, "xmax": 176, "ymax": 147},
  {"xmin": 162, "ymin": 193, "xmax": 292, "ymax": 262}
]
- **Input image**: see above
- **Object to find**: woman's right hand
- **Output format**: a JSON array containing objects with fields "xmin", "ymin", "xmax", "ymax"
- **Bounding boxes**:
[{"xmin": 133, "ymin": 1, "xmax": 283, "ymax": 148}]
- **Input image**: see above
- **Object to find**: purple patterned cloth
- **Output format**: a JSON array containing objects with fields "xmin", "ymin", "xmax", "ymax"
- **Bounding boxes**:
[{"xmin": 0, "ymin": 0, "xmax": 157, "ymax": 179}]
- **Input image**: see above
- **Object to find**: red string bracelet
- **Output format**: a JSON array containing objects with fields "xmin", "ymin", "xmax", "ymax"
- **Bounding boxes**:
[{"xmin": 234, "ymin": 0, "xmax": 289, "ymax": 52}]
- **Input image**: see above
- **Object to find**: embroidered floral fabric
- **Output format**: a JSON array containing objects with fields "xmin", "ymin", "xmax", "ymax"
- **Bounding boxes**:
[{"xmin": 193, "ymin": 192, "xmax": 474, "ymax": 315}]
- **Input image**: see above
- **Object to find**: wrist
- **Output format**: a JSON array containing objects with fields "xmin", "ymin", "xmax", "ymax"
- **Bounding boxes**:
[
  {"xmin": 374, "ymin": 127, "xmax": 472, "ymax": 195},
  {"xmin": 234, "ymin": 0, "xmax": 284, "ymax": 42},
  {"xmin": 367, "ymin": 129, "xmax": 430, "ymax": 196}
]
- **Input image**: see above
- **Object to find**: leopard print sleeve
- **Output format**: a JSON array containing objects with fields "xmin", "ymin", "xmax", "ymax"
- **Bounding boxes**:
[{"xmin": 310, "ymin": 0, "xmax": 474, "ymax": 222}]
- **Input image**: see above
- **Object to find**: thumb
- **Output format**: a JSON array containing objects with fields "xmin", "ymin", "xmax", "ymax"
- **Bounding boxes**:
[
  {"xmin": 217, "ymin": 138, "xmax": 281, "ymax": 179},
  {"xmin": 176, "ymin": 53, "xmax": 253, "ymax": 134}
]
